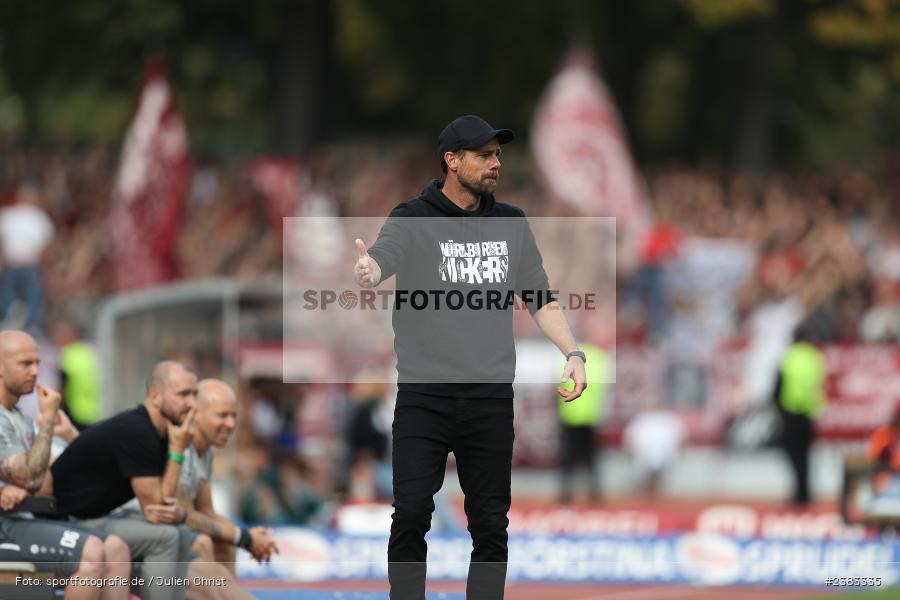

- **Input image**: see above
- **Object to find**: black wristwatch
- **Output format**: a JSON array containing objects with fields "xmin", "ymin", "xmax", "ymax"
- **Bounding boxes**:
[
  {"xmin": 566, "ymin": 350, "xmax": 587, "ymax": 364},
  {"xmin": 238, "ymin": 527, "xmax": 253, "ymax": 550}
]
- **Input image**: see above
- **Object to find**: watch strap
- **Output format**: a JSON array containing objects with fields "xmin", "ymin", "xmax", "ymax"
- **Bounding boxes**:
[{"xmin": 566, "ymin": 350, "xmax": 587, "ymax": 364}]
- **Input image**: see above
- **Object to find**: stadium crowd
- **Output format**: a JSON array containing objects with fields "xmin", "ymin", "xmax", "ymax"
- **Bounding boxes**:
[
  {"xmin": 0, "ymin": 143, "xmax": 898, "ymax": 523},
  {"xmin": 0, "ymin": 144, "xmax": 896, "ymax": 346}
]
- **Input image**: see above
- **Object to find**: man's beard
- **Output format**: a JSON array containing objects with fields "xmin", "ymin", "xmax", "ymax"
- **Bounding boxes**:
[
  {"xmin": 12, "ymin": 380, "xmax": 35, "ymax": 396},
  {"xmin": 460, "ymin": 171, "xmax": 497, "ymax": 197},
  {"xmin": 161, "ymin": 403, "xmax": 185, "ymax": 425}
]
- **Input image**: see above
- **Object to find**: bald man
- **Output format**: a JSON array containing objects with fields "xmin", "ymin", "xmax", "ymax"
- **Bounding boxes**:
[
  {"xmin": 0, "ymin": 330, "xmax": 131, "ymax": 600},
  {"xmin": 176, "ymin": 379, "xmax": 278, "ymax": 569},
  {"xmin": 86, "ymin": 378, "xmax": 260, "ymax": 600},
  {"xmin": 51, "ymin": 361, "xmax": 197, "ymax": 600}
]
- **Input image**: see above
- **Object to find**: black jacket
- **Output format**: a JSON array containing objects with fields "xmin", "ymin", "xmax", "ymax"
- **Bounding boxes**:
[{"xmin": 368, "ymin": 179, "xmax": 553, "ymax": 399}]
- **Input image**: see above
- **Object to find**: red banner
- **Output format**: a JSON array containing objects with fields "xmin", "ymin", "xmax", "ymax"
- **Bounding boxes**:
[
  {"xmin": 108, "ymin": 59, "xmax": 191, "ymax": 290},
  {"xmin": 818, "ymin": 345, "xmax": 900, "ymax": 439}
]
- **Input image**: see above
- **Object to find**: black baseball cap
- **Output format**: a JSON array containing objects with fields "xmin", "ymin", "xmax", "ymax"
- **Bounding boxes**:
[{"xmin": 438, "ymin": 115, "xmax": 515, "ymax": 164}]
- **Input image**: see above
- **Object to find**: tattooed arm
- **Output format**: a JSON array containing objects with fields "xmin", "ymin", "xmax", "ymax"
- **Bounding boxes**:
[
  {"xmin": 0, "ymin": 418, "xmax": 54, "ymax": 493},
  {"xmin": 181, "ymin": 482, "xmax": 278, "ymax": 562},
  {"xmin": 0, "ymin": 386, "xmax": 63, "ymax": 493},
  {"xmin": 179, "ymin": 482, "xmax": 236, "ymax": 542}
]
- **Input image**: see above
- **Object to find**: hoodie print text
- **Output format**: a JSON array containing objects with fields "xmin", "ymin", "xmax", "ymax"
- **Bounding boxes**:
[{"xmin": 438, "ymin": 239, "xmax": 510, "ymax": 284}]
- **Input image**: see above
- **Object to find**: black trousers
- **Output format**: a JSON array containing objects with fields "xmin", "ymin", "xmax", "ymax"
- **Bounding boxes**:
[
  {"xmin": 780, "ymin": 412, "xmax": 813, "ymax": 506},
  {"xmin": 388, "ymin": 391, "xmax": 514, "ymax": 600},
  {"xmin": 558, "ymin": 424, "xmax": 599, "ymax": 503}
]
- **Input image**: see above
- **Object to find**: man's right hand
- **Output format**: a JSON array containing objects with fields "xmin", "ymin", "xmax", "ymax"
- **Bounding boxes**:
[
  {"xmin": 0, "ymin": 484, "xmax": 29, "ymax": 511},
  {"xmin": 167, "ymin": 407, "xmax": 196, "ymax": 454},
  {"xmin": 248, "ymin": 527, "xmax": 279, "ymax": 563},
  {"xmin": 36, "ymin": 385, "xmax": 62, "ymax": 419},
  {"xmin": 144, "ymin": 497, "xmax": 186, "ymax": 524},
  {"xmin": 354, "ymin": 239, "xmax": 381, "ymax": 288}
]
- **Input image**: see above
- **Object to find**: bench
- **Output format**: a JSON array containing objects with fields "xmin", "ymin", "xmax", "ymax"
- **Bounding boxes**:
[{"xmin": 0, "ymin": 496, "xmax": 59, "ymax": 599}]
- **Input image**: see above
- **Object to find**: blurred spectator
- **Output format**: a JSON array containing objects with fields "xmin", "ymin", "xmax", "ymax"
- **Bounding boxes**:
[
  {"xmin": 557, "ymin": 343, "xmax": 610, "ymax": 504},
  {"xmin": 865, "ymin": 407, "xmax": 900, "ymax": 517},
  {"xmin": 52, "ymin": 316, "xmax": 101, "ymax": 430},
  {"xmin": 245, "ymin": 377, "xmax": 299, "ymax": 452},
  {"xmin": 860, "ymin": 279, "xmax": 900, "ymax": 342},
  {"xmin": 869, "ymin": 226, "xmax": 900, "ymax": 283},
  {"xmin": 342, "ymin": 374, "xmax": 392, "ymax": 503},
  {"xmin": 0, "ymin": 182, "xmax": 54, "ymax": 333},
  {"xmin": 235, "ymin": 378, "xmax": 325, "ymax": 526},
  {"xmin": 239, "ymin": 448, "xmax": 323, "ymax": 526},
  {"xmin": 773, "ymin": 325, "xmax": 827, "ymax": 507},
  {"xmin": 622, "ymin": 222, "xmax": 681, "ymax": 340},
  {"xmin": 740, "ymin": 285, "xmax": 804, "ymax": 409},
  {"xmin": 623, "ymin": 408, "xmax": 685, "ymax": 496}
]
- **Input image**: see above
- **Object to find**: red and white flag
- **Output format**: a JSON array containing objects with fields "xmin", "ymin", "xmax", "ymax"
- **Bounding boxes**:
[
  {"xmin": 108, "ymin": 59, "xmax": 191, "ymax": 290},
  {"xmin": 532, "ymin": 47, "xmax": 650, "ymax": 236}
]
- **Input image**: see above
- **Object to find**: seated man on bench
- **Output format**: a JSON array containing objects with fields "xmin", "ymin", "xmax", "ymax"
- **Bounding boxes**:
[
  {"xmin": 0, "ymin": 330, "xmax": 130, "ymax": 600},
  {"xmin": 175, "ymin": 379, "xmax": 277, "ymax": 569},
  {"xmin": 52, "ymin": 360, "xmax": 254, "ymax": 600}
]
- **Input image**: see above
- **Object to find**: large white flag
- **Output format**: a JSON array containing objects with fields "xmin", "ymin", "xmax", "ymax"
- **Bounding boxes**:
[{"xmin": 532, "ymin": 47, "xmax": 650, "ymax": 236}]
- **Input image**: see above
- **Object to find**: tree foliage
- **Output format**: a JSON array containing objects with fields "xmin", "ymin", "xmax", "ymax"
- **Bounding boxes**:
[{"xmin": 0, "ymin": 0, "xmax": 898, "ymax": 170}]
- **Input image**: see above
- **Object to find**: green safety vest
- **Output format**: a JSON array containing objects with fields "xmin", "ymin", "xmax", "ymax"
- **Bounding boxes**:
[
  {"xmin": 558, "ymin": 344, "xmax": 610, "ymax": 426},
  {"xmin": 59, "ymin": 342, "xmax": 101, "ymax": 426},
  {"xmin": 778, "ymin": 341, "xmax": 827, "ymax": 418}
]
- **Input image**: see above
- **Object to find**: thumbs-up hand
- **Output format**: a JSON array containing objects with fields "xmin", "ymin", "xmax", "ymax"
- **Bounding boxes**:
[{"xmin": 354, "ymin": 238, "xmax": 381, "ymax": 288}]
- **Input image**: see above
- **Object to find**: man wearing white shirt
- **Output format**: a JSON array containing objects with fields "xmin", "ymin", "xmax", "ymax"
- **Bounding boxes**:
[{"xmin": 0, "ymin": 184, "xmax": 54, "ymax": 333}]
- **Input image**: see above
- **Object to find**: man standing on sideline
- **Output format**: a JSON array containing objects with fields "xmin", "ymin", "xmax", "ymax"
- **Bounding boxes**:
[
  {"xmin": 558, "ymin": 343, "xmax": 610, "ymax": 504},
  {"xmin": 353, "ymin": 115, "xmax": 588, "ymax": 599},
  {"xmin": 53, "ymin": 317, "xmax": 102, "ymax": 430},
  {"xmin": 173, "ymin": 378, "xmax": 278, "ymax": 570},
  {"xmin": 51, "ymin": 361, "xmax": 197, "ymax": 600},
  {"xmin": 773, "ymin": 326, "xmax": 827, "ymax": 507},
  {"xmin": 0, "ymin": 330, "xmax": 131, "ymax": 600}
]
